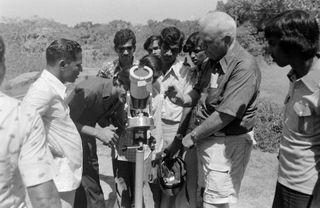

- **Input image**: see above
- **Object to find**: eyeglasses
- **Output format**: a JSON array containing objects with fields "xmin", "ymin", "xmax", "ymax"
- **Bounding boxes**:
[{"xmin": 118, "ymin": 46, "xmax": 134, "ymax": 53}]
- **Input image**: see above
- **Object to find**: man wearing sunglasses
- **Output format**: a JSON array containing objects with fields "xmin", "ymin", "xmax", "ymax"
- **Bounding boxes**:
[
  {"xmin": 97, "ymin": 29, "xmax": 155, "ymax": 208},
  {"xmin": 97, "ymin": 28, "xmax": 138, "ymax": 90}
]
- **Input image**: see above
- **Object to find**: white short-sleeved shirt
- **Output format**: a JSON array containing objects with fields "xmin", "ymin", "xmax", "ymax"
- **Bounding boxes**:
[
  {"xmin": 0, "ymin": 92, "xmax": 54, "ymax": 208},
  {"xmin": 158, "ymin": 60, "xmax": 195, "ymax": 122},
  {"xmin": 23, "ymin": 69, "xmax": 82, "ymax": 192}
]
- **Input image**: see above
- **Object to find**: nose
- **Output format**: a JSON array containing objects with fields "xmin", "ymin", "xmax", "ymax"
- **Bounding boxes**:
[
  {"xmin": 165, "ymin": 49, "xmax": 173, "ymax": 56},
  {"xmin": 123, "ymin": 49, "xmax": 129, "ymax": 55},
  {"xmin": 78, "ymin": 65, "xmax": 83, "ymax": 72},
  {"xmin": 190, "ymin": 52, "xmax": 196, "ymax": 59}
]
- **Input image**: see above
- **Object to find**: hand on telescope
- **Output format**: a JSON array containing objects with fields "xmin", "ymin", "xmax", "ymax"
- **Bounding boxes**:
[
  {"xmin": 165, "ymin": 85, "xmax": 185, "ymax": 106},
  {"xmin": 96, "ymin": 125, "xmax": 119, "ymax": 147}
]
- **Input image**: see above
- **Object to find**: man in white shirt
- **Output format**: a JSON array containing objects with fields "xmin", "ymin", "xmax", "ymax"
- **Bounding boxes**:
[
  {"xmin": 157, "ymin": 26, "xmax": 197, "ymax": 208},
  {"xmin": 0, "ymin": 36, "xmax": 61, "ymax": 208},
  {"xmin": 24, "ymin": 38, "xmax": 83, "ymax": 208}
]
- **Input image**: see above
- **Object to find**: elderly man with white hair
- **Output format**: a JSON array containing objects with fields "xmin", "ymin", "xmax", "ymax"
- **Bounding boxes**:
[{"xmin": 170, "ymin": 11, "xmax": 261, "ymax": 208}]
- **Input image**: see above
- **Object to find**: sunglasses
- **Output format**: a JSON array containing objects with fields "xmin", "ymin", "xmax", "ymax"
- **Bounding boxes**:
[{"xmin": 118, "ymin": 46, "xmax": 134, "ymax": 53}]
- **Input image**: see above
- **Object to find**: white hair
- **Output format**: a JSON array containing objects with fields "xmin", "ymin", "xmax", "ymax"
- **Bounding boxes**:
[{"xmin": 199, "ymin": 11, "xmax": 237, "ymax": 42}]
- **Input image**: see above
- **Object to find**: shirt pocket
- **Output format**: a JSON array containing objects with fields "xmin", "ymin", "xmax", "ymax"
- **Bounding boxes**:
[{"xmin": 293, "ymin": 101, "xmax": 314, "ymax": 135}]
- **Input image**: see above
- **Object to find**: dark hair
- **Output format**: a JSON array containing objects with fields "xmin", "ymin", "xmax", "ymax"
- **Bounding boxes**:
[
  {"xmin": 114, "ymin": 29, "xmax": 136, "ymax": 49},
  {"xmin": 160, "ymin": 27, "xmax": 185, "ymax": 52},
  {"xmin": 183, "ymin": 32, "xmax": 205, "ymax": 53},
  {"xmin": 264, "ymin": 9, "xmax": 319, "ymax": 59},
  {"xmin": 0, "ymin": 36, "xmax": 5, "ymax": 63},
  {"xmin": 46, "ymin": 38, "xmax": 82, "ymax": 66},
  {"xmin": 139, "ymin": 54, "xmax": 163, "ymax": 80},
  {"xmin": 143, "ymin": 35, "xmax": 162, "ymax": 51}
]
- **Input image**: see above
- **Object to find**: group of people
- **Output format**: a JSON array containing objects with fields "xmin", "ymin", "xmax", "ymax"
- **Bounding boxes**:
[{"xmin": 0, "ymin": 9, "xmax": 319, "ymax": 208}]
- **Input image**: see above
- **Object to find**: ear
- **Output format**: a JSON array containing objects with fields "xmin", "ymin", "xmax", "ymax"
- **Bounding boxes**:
[
  {"xmin": 223, "ymin": 36, "xmax": 232, "ymax": 47},
  {"xmin": 58, "ymin": 60, "xmax": 66, "ymax": 68}
]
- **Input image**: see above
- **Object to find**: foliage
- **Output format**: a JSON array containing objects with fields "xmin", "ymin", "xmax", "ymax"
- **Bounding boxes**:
[
  {"xmin": 217, "ymin": 0, "xmax": 320, "ymax": 59},
  {"xmin": 254, "ymin": 99, "xmax": 283, "ymax": 153}
]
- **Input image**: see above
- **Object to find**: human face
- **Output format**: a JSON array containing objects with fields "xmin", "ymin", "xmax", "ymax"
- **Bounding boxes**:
[
  {"xmin": 267, "ymin": 36, "xmax": 290, "ymax": 67},
  {"xmin": 61, "ymin": 52, "xmax": 82, "ymax": 83},
  {"xmin": 116, "ymin": 39, "xmax": 135, "ymax": 64},
  {"xmin": 189, "ymin": 47, "xmax": 206, "ymax": 66},
  {"xmin": 147, "ymin": 40, "xmax": 161, "ymax": 57},
  {"xmin": 200, "ymin": 31, "xmax": 228, "ymax": 61},
  {"xmin": 161, "ymin": 42, "xmax": 180, "ymax": 66}
]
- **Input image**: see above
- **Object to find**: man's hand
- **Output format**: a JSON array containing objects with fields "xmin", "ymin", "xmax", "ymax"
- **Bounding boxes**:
[
  {"xmin": 182, "ymin": 133, "xmax": 195, "ymax": 148},
  {"xmin": 95, "ymin": 125, "xmax": 119, "ymax": 147}
]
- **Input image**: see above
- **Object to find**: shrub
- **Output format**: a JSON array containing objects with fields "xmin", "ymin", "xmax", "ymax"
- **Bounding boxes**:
[{"xmin": 254, "ymin": 98, "xmax": 283, "ymax": 153}]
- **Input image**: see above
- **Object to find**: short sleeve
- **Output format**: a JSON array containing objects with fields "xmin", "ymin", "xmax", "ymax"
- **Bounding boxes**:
[
  {"xmin": 18, "ymin": 106, "xmax": 55, "ymax": 187},
  {"xmin": 216, "ymin": 62, "xmax": 259, "ymax": 119}
]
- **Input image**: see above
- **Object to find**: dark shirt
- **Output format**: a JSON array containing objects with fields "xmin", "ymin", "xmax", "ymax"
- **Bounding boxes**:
[
  {"xmin": 189, "ymin": 42, "xmax": 261, "ymax": 135},
  {"xmin": 68, "ymin": 77, "xmax": 122, "ymax": 173}
]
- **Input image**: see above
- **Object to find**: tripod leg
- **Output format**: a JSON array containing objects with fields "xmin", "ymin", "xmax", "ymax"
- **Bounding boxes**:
[{"xmin": 135, "ymin": 145, "xmax": 145, "ymax": 208}]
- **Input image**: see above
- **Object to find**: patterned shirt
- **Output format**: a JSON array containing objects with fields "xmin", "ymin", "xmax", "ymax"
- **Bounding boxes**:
[
  {"xmin": 23, "ymin": 69, "xmax": 82, "ymax": 192},
  {"xmin": 0, "ymin": 92, "xmax": 54, "ymax": 208},
  {"xmin": 97, "ymin": 58, "xmax": 138, "ymax": 79}
]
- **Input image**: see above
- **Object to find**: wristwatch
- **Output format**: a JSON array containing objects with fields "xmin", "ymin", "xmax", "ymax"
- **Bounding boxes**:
[{"xmin": 190, "ymin": 130, "xmax": 198, "ymax": 144}]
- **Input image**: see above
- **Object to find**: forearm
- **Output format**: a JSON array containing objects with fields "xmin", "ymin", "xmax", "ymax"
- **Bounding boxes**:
[
  {"xmin": 75, "ymin": 123, "xmax": 98, "ymax": 138},
  {"xmin": 192, "ymin": 111, "xmax": 234, "ymax": 141},
  {"xmin": 27, "ymin": 180, "xmax": 62, "ymax": 208}
]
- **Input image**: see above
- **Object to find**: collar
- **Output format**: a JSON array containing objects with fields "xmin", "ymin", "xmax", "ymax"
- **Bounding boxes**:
[
  {"xmin": 114, "ymin": 57, "xmax": 137, "ymax": 75},
  {"xmin": 41, "ymin": 69, "xmax": 67, "ymax": 99},
  {"xmin": 218, "ymin": 41, "xmax": 241, "ymax": 74},
  {"xmin": 287, "ymin": 57, "xmax": 320, "ymax": 92},
  {"xmin": 163, "ymin": 59, "xmax": 183, "ymax": 81}
]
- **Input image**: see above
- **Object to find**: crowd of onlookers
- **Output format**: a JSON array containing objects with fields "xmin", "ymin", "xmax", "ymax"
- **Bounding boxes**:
[{"xmin": 0, "ymin": 9, "xmax": 319, "ymax": 208}]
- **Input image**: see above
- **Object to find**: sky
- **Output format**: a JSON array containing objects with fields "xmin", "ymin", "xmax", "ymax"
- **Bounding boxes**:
[{"xmin": 0, "ymin": 0, "xmax": 225, "ymax": 26}]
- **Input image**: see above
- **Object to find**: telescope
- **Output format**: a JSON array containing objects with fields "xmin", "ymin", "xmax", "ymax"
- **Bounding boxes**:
[{"xmin": 123, "ymin": 65, "xmax": 154, "ymax": 208}]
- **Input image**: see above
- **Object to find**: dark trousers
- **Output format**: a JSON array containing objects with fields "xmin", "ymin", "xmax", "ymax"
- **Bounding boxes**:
[
  {"xmin": 74, "ymin": 162, "xmax": 105, "ymax": 208},
  {"xmin": 272, "ymin": 182, "xmax": 313, "ymax": 208}
]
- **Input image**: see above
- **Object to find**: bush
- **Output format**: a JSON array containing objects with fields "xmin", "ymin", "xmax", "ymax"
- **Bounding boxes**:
[{"xmin": 254, "ymin": 98, "xmax": 283, "ymax": 153}]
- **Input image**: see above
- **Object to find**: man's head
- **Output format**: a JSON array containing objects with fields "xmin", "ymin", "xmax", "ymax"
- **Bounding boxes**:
[
  {"xmin": 264, "ymin": 10, "xmax": 319, "ymax": 67},
  {"xmin": 183, "ymin": 32, "xmax": 207, "ymax": 66},
  {"xmin": 112, "ymin": 75, "xmax": 127, "ymax": 103},
  {"xmin": 160, "ymin": 27, "xmax": 184, "ymax": 66},
  {"xmin": 144, "ymin": 35, "xmax": 162, "ymax": 57},
  {"xmin": 46, "ymin": 38, "xmax": 82, "ymax": 83},
  {"xmin": 199, "ymin": 11, "xmax": 236, "ymax": 61},
  {"xmin": 114, "ymin": 29, "xmax": 136, "ymax": 64},
  {"xmin": 0, "ymin": 36, "xmax": 6, "ymax": 85},
  {"xmin": 139, "ymin": 54, "xmax": 163, "ymax": 83}
]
